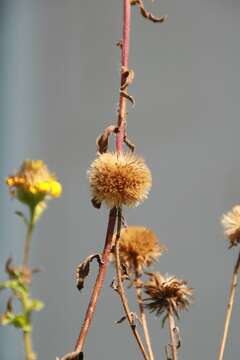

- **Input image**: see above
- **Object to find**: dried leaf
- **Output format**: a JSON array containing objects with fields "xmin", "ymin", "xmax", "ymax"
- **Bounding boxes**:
[
  {"xmin": 76, "ymin": 254, "xmax": 102, "ymax": 291},
  {"xmin": 121, "ymin": 67, "xmax": 135, "ymax": 91},
  {"xmin": 123, "ymin": 134, "xmax": 135, "ymax": 152},
  {"xmin": 115, "ymin": 315, "xmax": 127, "ymax": 324},
  {"xmin": 91, "ymin": 197, "xmax": 102, "ymax": 209},
  {"xmin": 120, "ymin": 91, "xmax": 135, "ymax": 106},
  {"xmin": 96, "ymin": 125, "xmax": 119, "ymax": 154},
  {"xmin": 132, "ymin": 0, "xmax": 167, "ymax": 24},
  {"xmin": 15, "ymin": 211, "xmax": 29, "ymax": 226}
]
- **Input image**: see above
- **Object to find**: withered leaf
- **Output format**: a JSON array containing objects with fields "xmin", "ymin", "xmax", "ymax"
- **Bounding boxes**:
[
  {"xmin": 120, "ymin": 91, "xmax": 135, "ymax": 106},
  {"xmin": 115, "ymin": 315, "xmax": 127, "ymax": 324},
  {"xmin": 91, "ymin": 197, "xmax": 102, "ymax": 209},
  {"xmin": 121, "ymin": 67, "xmax": 135, "ymax": 91},
  {"xmin": 76, "ymin": 254, "xmax": 102, "ymax": 291},
  {"xmin": 123, "ymin": 134, "xmax": 135, "ymax": 152},
  {"xmin": 96, "ymin": 125, "xmax": 119, "ymax": 154}
]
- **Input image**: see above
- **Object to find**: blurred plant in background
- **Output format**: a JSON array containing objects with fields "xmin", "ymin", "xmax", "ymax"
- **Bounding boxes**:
[{"xmin": 1, "ymin": 160, "xmax": 62, "ymax": 360}]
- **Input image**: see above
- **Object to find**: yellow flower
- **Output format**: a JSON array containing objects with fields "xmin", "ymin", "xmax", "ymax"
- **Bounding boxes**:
[
  {"xmin": 88, "ymin": 152, "xmax": 152, "ymax": 208},
  {"xmin": 6, "ymin": 160, "xmax": 62, "ymax": 208},
  {"xmin": 143, "ymin": 272, "xmax": 193, "ymax": 318},
  {"xmin": 112, "ymin": 226, "xmax": 166, "ymax": 274},
  {"xmin": 222, "ymin": 205, "xmax": 240, "ymax": 248}
]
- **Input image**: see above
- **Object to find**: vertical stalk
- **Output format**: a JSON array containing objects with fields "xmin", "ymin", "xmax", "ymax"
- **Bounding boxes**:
[
  {"xmin": 168, "ymin": 306, "xmax": 178, "ymax": 360},
  {"xmin": 59, "ymin": 2, "xmax": 131, "ymax": 359},
  {"xmin": 218, "ymin": 250, "xmax": 240, "ymax": 360},
  {"xmin": 23, "ymin": 207, "xmax": 35, "ymax": 269},
  {"xmin": 23, "ymin": 330, "xmax": 36, "ymax": 360},
  {"xmin": 134, "ymin": 274, "xmax": 155, "ymax": 360},
  {"xmin": 116, "ymin": 0, "xmax": 131, "ymax": 154}
]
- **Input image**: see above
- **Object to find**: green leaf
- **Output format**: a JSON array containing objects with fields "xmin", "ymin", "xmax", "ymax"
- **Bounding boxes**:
[
  {"xmin": 0, "ymin": 312, "xmax": 31, "ymax": 332},
  {"xmin": 29, "ymin": 299, "xmax": 44, "ymax": 312}
]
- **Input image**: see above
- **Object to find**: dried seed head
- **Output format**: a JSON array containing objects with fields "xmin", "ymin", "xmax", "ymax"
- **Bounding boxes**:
[
  {"xmin": 88, "ymin": 152, "xmax": 152, "ymax": 208},
  {"xmin": 143, "ymin": 272, "xmax": 193, "ymax": 318},
  {"xmin": 222, "ymin": 206, "xmax": 240, "ymax": 248},
  {"xmin": 6, "ymin": 160, "xmax": 62, "ymax": 207},
  {"xmin": 112, "ymin": 226, "xmax": 166, "ymax": 274}
]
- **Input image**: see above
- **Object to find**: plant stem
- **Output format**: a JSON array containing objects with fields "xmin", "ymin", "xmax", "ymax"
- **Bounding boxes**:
[
  {"xmin": 23, "ymin": 207, "xmax": 35, "ymax": 269},
  {"xmin": 116, "ymin": 0, "xmax": 131, "ymax": 154},
  {"xmin": 114, "ymin": 208, "xmax": 149, "ymax": 360},
  {"xmin": 168, "ymin": 306, "xmax": 178, "ymax": 360},
  {"xmin": 23, "ymin": 330, "xmax": 36, "ymax": 360},
  {"xmin": 134, "ymin": 274, "xmax": 155, "ymax": 360},
  {"xmin": 218, "ymin": 250, "xmax": 240, "ymax": 360},
  {"xmin": 58, "ymin": 2, "xmax": 131, "ymax": 359},
  {"xmin": 58, "ymin": 208, "xmax": 117, "ymax": 360}
]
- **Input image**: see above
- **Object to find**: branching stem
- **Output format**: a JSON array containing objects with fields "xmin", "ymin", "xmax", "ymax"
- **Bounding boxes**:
[
  {"xmin": 114, "ymin": 208, "xmax": 149, "ymax": 360},
  {"xmin": 218, "ymin": 250, "xmax": 240, "ymax": 360}
]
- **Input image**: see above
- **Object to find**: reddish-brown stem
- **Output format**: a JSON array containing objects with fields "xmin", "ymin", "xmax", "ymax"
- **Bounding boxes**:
[
  {"xmin": 58, "ymin": 208, "xmax": 117, "ymax": 360},
  {"xmin": 58, "ymin": 2, "xmax": 131, "ymax": 359},
  {"xmin": 74, "ymin": 208, "xmax": 117, "ymax": 352},
  {"xmin": 116, "ymin": 0, "xmax": 131, "ymax": 154}
]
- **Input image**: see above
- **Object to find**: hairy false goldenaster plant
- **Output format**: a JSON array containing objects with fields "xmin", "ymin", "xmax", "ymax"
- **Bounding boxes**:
[
  {"xmin": 88, "ymin": 152, "xmax": 152, "ymax": 208},
  {"xmin": 1, "ymin": 159, "xmax": 62, "ymax": 360},
  {"xmin": 58, "ymin": 1, "xmax": 168, "ymax": 360}
]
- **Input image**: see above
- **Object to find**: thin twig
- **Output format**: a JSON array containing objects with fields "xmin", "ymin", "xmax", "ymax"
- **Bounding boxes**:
[
  {"xmin": 114, "ymin": 208, "xmax": 150, "ymax": 360},
  {"xmin": 218, "ymin": 250, "xmax": 240, "ymax": 360},
  {"xmin": 134, "ymin": 273, "xmax": 155, "ymax": 360},
  {"xmin": 23, "ymin": 330, "xmax": 36, "ymax": 360},
  {"xmin": 168, "ymin": 306, "xmax": 178, "ymax": 360}
]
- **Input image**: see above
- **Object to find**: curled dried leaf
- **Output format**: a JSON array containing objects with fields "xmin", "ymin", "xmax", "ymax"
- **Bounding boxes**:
[
  {"xmin": 96, "ymin": 125, "xmax": 119, "ymax": 154},
  {"xmin": 115, "ymin": 315, "xmax": 127, "ymax": 324},
  {"xmin": 132, "ymin": 0, "xmax": 167, "ymax": 23},
  {"xmin": 120, "ymin": 91, "xmax": 135, "ymax": 106},
  {"xmin": 91, "ymin": 197, "xmax": 102, "ymax": 209},
  {"xmin": 121, "ymin": 67, "xmax": 135, "ymax": 91},
  {"xmin": 124, "ymin": 134, "xmax": 135, "ymax": 152},
  {"xmin": 76, "ymin": 254, "xmax": 102, "ymax": 291}
]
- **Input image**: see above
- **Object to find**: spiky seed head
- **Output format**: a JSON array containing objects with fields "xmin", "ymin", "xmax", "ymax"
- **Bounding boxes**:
[
  {"xmin": 112, "ymin": 226, "xmax": 166, "ymax": 274},
  {"xmin": 143, "ymin": 272, "xmax": 193, "ymax": 319},
  {"xmin": 222, "ymin": 206, "xmax": 240, "ymax": 248},
  {"xmin": 88, "ymin": 152, "xmax": 152, "ymax": 208}
]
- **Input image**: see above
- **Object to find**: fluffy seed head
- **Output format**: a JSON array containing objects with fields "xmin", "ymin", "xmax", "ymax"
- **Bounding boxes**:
[
  {"xmin": 112, "ymin": 226, "xmax": 166, "ymax": 274},
  {"xmin": 143, "ymin": 272, "xmax": 193, "ymax": 318},
  {"xmin": 88, "ymin": 152, "xmax": 152, "ymax": 208},
  {"xmin": 222, "ymin": 206, "xmax": 240, "ymax": 248},
  {"xmin": 6, "ymin": 160, "xmax": 62, "ymax": 207}
]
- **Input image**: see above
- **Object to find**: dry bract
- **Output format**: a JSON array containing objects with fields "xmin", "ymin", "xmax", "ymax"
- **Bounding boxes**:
[
  {"xmin": 88, "ymin": 152, "xmax": 152, "ymax": 208},
  {"xmin": 143, "ymin": 272, "xmax": 193, "ymax": 318},
  {"xmin": 222, "ymin": 206, "xmax": 240, "ymax": 248},
  {"xmin": 112, "ymin": 226, "xmax": 166, "ymax": 274}
]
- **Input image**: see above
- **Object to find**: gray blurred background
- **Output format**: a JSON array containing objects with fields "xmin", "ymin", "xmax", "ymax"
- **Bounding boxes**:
[{"xmin": 1, "ymin": 0, "xmax": 240, "ymax": 359}]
